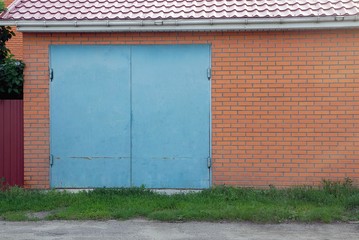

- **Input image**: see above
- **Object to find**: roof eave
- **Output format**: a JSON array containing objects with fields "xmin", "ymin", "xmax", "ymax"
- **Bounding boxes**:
[{"xmin": 1, "ymin": 16, "xmax": 359, "ymax": 32}]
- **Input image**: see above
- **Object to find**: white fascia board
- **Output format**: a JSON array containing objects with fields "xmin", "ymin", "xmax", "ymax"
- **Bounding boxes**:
[{"xmin": 0, "ymin": 16, "xmax": 358, "ymax": 32}]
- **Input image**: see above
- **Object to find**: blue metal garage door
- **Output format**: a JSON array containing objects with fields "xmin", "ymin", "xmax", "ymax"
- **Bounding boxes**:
[
  {"xmin": 50, "ymin": 45, "xmax": 210, "ymax": 188},
  {"xmin": 50, "ymin": 45, "xmax": 132, "ymax": 188}
]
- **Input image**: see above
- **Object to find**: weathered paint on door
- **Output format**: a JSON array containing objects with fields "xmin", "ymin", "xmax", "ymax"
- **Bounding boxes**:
[
  {"xmin": 50, "ymin": 45, "xmax": 131, "ymax": 188},
  {"xmin": 50, "ymin": 44, "xmax": 210, "ymax": 188},
  {"xmin": 131, "ymin": 45, "xmax": 211, "ymax": 188}
]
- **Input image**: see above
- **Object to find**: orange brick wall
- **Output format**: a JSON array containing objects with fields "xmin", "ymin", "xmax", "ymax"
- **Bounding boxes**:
[
  {"xmin": 23, "ymin": 30, "xmax": 359, "ymax": 189},
  {"xmin": 4, "ymin": 0, "xmax": 23, "ymax": 59}
]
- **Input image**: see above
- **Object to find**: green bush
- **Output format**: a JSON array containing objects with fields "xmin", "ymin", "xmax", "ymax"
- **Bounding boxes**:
[{"xmin": 0, "ymin": 57, "xmax": 25, "ymax": 99}]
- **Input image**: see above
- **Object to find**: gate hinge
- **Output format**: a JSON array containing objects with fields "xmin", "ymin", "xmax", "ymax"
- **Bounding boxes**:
[
  {"xmin": 207, "ymin": 157, "xmax": 212, "ymax": 168},
  {"xmin": 207, "ymin": 68, "xmax": 211, "ymax": 80},
  {"xmin": 50, "ymin": 154, "xmax": 54, "ymax": 167},
  {"xmin": 50, "ymin": 68, "xmax": 54, "ymax": 82}
]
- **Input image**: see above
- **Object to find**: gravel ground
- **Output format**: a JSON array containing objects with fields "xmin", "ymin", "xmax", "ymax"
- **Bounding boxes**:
[{"xmin": 0, "ymin": 219, "xmax": 358, "ymax": 240}]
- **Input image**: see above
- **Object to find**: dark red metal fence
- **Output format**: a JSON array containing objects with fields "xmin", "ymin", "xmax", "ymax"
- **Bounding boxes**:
[{"xmin": 0, "ymin": 100, "xmax": 24, "ymax": 187}]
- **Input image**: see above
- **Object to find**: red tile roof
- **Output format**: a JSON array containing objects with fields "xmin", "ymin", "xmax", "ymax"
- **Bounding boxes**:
[{"xmin": 2, "ymin": 0, "xmax": 359, "ymax": 21}]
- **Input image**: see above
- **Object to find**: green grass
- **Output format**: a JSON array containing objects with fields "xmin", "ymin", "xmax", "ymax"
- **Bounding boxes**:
[{"xmin": 0, "ymin": 179, "xmax": 358, "ymax": 223}]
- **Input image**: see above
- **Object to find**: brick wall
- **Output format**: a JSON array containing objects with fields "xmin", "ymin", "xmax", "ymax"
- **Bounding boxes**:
[
  {"xmin": 3, "ymin": 0, "xmax": 23, "ymax": 59},
  {"xmin": 23, "ymin": 30, "xmax": 359, "ymax": 189}
]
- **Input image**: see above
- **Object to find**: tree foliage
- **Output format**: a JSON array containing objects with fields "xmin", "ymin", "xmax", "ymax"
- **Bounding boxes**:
[
  {"xmin": 0, "ymin": 1, "xmax": 14, "ymax": 62},
  {"xmin": 0, "ymin": 25, "xmax": 15, "ymax": 62},
  {"xmin": 0, "ymin": 1, "xmax": 24, "ymax": 99},
  {"xmin": 0, "ymin": 58, "xmax": 25, "ymax": 98}
]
